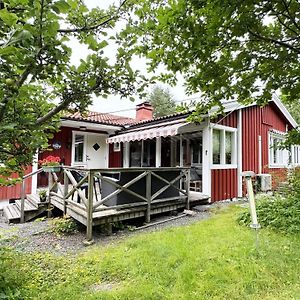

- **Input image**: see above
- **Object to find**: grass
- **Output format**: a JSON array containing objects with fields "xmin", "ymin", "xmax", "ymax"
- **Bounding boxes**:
[{"xmin": 1, "ymin": 205, "xmax": 300, "ymax": 299}]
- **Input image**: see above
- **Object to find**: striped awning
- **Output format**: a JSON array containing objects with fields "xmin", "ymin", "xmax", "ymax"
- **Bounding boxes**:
[{"xmin": 106, "ymin": 122, "xmax": 188, "ymax": 144}]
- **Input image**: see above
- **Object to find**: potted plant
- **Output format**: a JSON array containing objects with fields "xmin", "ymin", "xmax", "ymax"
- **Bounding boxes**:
[
  {"xmin": 39, "ymin": 189, "xmax": 47, "ymax": 202},
  {"xmin": 39, "ymin": 155, "xmax": 61, "ymax": 172}
]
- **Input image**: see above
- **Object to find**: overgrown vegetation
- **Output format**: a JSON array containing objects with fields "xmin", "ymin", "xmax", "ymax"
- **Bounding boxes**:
[
  {"xmin": 50, "ymin": 215, "xmax": 78, "ymax": 235},
  {"xmin": 1, "ymin": 207, "xmax": 300, "ymax": 299},
  {"xmin": 238, "ymin": 168, "xmax": 300, "ymax": 234}
]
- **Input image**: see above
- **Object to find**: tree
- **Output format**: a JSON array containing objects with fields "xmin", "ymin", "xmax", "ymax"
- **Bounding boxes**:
[
  {"xmin": 147, "ymin": 85, "xmax": 176, "ymax": 117},
  {"xmin": 0, "ymin": 0, "xmax": 146, "ymax": 181},
  {"xmin": 121, "ymin": 0, "xmax": 300, "ymax": 131}
]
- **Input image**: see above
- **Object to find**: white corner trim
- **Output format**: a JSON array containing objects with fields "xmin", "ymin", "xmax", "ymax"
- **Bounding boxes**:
[
  {"xmin": 272, "ymin": 94, "xmax": 298, "ymax": 128},
  {"xmin": 237, "ymin": 109, "xmax": 243, "ymax": 197}
]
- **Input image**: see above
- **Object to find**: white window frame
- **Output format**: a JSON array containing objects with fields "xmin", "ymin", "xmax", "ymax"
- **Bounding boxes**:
[
  {"xmin": 113, "ymin": 142, "xmax": 121, "ymax": 152},
  {"xmin": 72, "ymin": 132, "xmax": 87, "ymax": 165},
  {"xmin": 291, "ymin": 145, "xmax": 300, "ymax": 166},
  {"xmin": 210, "ymin": 123, "xmax": 237, "ymax": 169},
  {"xmin": 268, "ymin": 130, "xmax": 289, "ymax": 168}
]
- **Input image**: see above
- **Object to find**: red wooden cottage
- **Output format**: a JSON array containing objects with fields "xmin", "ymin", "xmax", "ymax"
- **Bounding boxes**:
[{"xmin": 0, "ymin": 96, "xmax": 298, "ymax": 208}]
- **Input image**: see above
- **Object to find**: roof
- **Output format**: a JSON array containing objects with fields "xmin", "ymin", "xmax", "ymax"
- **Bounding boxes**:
[{"xmin": 62, "ymin": 111, "xmax": 137, "ymax": 127}]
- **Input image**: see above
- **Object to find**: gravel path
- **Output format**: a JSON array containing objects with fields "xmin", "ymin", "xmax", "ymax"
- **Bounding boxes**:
[{"xmin": 0, "ymin": 201, "xmax": 245, "ymax": 255}]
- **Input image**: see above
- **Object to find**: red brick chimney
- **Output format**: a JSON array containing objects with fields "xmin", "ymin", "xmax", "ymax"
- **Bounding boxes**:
[{"xmin": 136, "ymin": 101, "xmax": 153, "ymax": 121}]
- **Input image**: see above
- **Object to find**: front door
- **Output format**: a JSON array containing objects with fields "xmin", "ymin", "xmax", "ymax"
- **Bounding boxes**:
[{"xmin": 72, "ymin": 132, "xmax": 108, "ymax": 168}]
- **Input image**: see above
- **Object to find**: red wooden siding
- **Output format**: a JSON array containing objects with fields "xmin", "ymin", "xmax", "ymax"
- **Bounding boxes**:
[
  {"xmin": 242, "ymin": 102, "xmax": 289, "ymax": 192},
  {"xmin": 108, "ymin": 143, "xmax": 123, "ymax": 167},
  {"xmin": 211, "ymin": 169, "xmax": 237, "ymax": 201},
  {"xmin": 211, "ymin": 111, "xmax": 238, "ymax": 202},
  {"xmin": 0, "ymin": 166, "xmax": 32, "ymax": 201}
]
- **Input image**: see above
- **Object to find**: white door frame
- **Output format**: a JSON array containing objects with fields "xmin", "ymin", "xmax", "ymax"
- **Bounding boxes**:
[{"xmin": 71, "ymin": 131, "xmax": 108, "ymax": 168}]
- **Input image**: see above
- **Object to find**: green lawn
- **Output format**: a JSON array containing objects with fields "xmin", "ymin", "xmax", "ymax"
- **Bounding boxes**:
[{"xmin": 1, "ymin": 206, "xmax": 300, "ymax": 300}]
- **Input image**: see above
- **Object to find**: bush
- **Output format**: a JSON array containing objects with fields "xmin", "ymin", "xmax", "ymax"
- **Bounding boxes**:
[
  {"xmin": 50, "ymin": 215, "xmax": 78, "ymax": 235},
  {"xmin": 238, "ymin": 167, "xmax": 300, "ymax": 234},
  {"xmin": 237, "ymin": 195, "xmax": 300, "ymax": 234}
]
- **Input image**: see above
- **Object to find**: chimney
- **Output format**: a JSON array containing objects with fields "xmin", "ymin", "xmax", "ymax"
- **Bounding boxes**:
[{"xmin": 136, "ymin": 101, "xmax": 153, "ymax": 121}]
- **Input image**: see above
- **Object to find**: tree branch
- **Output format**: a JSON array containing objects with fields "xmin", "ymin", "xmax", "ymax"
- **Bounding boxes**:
[
  {"xmin": 58, "ymin": 0, "xmax": 129, "ymax": 33},
  {"xmin": 248, "ymin": 28, "xmax": 300, "ymax": 54}
]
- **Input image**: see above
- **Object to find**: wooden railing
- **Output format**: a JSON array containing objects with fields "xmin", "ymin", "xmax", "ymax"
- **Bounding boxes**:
[{"xmin": 47, "ymin": 166, "xmax": 190, "ymax": 241}]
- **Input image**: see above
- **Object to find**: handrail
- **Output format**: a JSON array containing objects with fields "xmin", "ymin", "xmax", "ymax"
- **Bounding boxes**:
[{"xmin": 23, "ymin": 168, "xmax": 43, "ymax": 180}]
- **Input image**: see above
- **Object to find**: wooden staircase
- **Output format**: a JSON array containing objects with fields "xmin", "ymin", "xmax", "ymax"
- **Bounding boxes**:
[{"xmin": 3, "ymin": 194, "xmax": 48, "ymax": 223}]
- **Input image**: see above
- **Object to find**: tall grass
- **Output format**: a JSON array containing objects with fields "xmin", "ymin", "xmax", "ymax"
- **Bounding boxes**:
[{"xmin": 1, "ymin": 206, "xmax": 300, "ymax": 299}]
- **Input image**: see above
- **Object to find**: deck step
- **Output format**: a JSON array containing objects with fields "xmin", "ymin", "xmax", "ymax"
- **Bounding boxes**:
[
  {"xmin": 3, "ymin": 204, "xmax": 21, "ymax": 222},
  {"xmin": 26, "ymin": 193, "xmax": 43, "ymax": 208},
  {"xmin": 15, "ymin": 199, "xmax": 38, "ymax": 212}
]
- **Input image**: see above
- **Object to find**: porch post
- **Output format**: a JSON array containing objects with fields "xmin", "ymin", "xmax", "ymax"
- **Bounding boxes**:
[
  {"xmin": 123, "ymin": 142, "xmax": 130, "ymax": 167},
  {"xmin": 237, "ymin": 109, "xmax": 243, "ymax": 197},
  {"xmin": 86, "ymin": 170, "xmax": 94, "ymax": 242},
  {"xmin": 155, "ymin": 137, "xmax": 161, "ymax": 167},
  {"xmin": 202, "ymin": 119, "xmax": 211, "ymax": 199},
  {"xmin": 31, "ymin": 150, "xmax": 39, "ymax": 195},
  {"xmin": 179, "ymin": 134, "xmax": 183, "ymax": 167}
]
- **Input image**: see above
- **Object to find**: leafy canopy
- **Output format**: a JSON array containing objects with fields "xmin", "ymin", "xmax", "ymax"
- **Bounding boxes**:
[
  {"xmin": 0, "ymin": 0, "xmax": 147, "ymax": 181},
  {"xmin": 147, "ymin": 85, "xmax": 176, "ymax": 118},
  {"xmin": 121, "ymin": 0, "xmax": 300, "ymax": 123}
]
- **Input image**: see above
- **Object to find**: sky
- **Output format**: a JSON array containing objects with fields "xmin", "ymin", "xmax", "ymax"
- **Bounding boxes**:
[{"xmin": 68, "ymin": 0, "xmax": 198, "ymax": 118}]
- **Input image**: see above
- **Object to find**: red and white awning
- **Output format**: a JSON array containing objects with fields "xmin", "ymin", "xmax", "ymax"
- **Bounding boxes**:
[{"xmin": 106, "ymin": 122, "xmax": 188, "ymax": 144}]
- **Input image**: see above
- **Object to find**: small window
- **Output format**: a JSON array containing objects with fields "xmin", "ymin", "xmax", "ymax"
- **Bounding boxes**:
[
  {"xmin": 213, "ymin": 129, "xmax": 221, "ymax": 164},
  {"xmin": 225, "ymin": 131, "xmax": 233, "ymax": 164},
  {"xmin": 74, "ymin": 134, "xmax": 84, "ymax": 162},
  {"xmin": 269, "ymin": 131, "xmax": 288, "ymax": 167},
  {"xmin": 212, "ymin": 127, "xmax": 236, "ymax": 166},
  {"xmin": 114, "ymin": 142, "xmax": 121, "ymax": 152}
]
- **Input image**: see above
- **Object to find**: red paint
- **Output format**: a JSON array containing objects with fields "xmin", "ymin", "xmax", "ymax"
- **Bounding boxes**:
[
  {"xmin": 136, "ymin": 102, "xmax": 154, "ymax": 121},
  {"xmin": 211, "ymin": 111, "xmax": 238, "ymax": 202},
  {"xmin": 0, "ymin": 166, "xmax": 32, "ymax": 201},
  {"xmin": 108, "ymin": 143, "xmax": 123, "ymax": 167},
  {"xmin": 211, "ymin": 169, "xmax": 237, "ymax": 201},
  {"xmin": 242, "ymin": 102, "xmax": 290, "ymax": 194}
]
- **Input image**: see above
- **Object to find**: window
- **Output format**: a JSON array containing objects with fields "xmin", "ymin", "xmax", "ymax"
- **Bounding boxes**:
[
  {"xmin": 213, "ymin": 129, "xmax": 221, "ymax": 164},
  {"xmin": 212, "ymin": 127, "xmax": 237, "ymax": 167},
  {"xmin": 130, "ymin": 140, "xmax": 156, "ymax": 167},
  {"xmin": 269, "ymin": 131, "xmax": 288, "ymax": 167},
  {"xmin": 293, "ymin": 146, "xmax": 300, "ymax": 165},
  {"xmin": 74, "ymin": 134, "xmax": 84, "ymax": 162},
  {"xmin": 113, "ymin": 142, "xmax": 121, "ymax": 152},
  {"xmin": 191, "ymin": 139, "xmax": 202, "ymax": 165}
]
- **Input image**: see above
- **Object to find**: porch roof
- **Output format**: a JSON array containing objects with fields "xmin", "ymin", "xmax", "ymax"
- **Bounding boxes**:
[{"xmin": 106, "ymin": 121, "xmax": 189, "ymax": 144}]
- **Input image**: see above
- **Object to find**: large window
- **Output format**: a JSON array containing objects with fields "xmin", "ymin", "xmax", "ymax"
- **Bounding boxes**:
[
  {"xmin": 269, "ymin": 132, "xmax": 288, "ymax": 167},
  {"xmin": 212, "ymin": 127, "xmax": 236, "ymax": 167},
  {"xmin": 130, "ymin": 140, "xmax": 156, "ymax": 167}
]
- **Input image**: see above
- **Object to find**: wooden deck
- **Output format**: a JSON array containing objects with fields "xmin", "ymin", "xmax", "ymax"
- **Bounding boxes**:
[{"xmin": 3, "ymin": 166, "xmax": 210, "ymax": 240}]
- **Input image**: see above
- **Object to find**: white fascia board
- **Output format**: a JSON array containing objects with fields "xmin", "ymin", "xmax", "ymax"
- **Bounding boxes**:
[
  {"xmin": 272, "ymin": 94, "xmax": 298, "ymax": 128},
  {"xmin": 61, "ymin": 119, "xmax": 123, "ymax": 133}
]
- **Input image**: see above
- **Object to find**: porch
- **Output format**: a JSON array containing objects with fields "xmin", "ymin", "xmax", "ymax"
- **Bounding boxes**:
[{"xmin": 3, "ymin": 166, "xmax": 209, "ymax": 241}]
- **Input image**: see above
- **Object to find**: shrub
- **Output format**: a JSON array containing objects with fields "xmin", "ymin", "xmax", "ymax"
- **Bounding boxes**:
[{"xmin": 50, "ymin": 215, "xmax": 78, "ymax": 235}]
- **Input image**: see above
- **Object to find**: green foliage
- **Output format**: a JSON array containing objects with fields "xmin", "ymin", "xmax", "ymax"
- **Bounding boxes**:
[
  {"xmin": 50, "ymin": 215, "xmax": 78, "ymax": 235},
  {"xmin": 147, "ymin": 85, "xmax": 177, "ymax": 117},
  {"xmin": 237, "ymin": 195, "xmax": 300, "ymax": 234},
  {"xmin": 120, "ymin": 0, "xmax": 300, "ymax": 127},
  {"xmin": 2, "ymin": 207, "xmax": 300, "ymax": 299},
  {"xmin": 0, "ymin": 0, "xmax": 148, "ymax": 180}
]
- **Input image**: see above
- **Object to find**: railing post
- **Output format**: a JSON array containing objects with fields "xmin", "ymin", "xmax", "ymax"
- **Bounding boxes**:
[
  {"xmin": 145, "ymin": 171, "xmax": 152, "ymax": 223},
  {"xmin": 186, "ymin": 169, "xmax": 190, "ymax": 210},
  {"xmin": 86, "ymin": 170, "xmax": 94, "ymax": 242},
  {"xmin": 47, "ymin": 172, "xmax": 53, "ymax": 218},
  {"xmin": 20, "ymin": 179, "xmax": 26, "ymax": 223},
  {"xmin": 63, "ymin": 169, "xmax": 68, "ymax": 215}
]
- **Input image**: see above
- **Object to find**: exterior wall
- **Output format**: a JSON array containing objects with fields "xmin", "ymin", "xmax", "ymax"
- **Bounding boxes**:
[
  {"xmin": 242, "ymin": 102, "xmax": 289, "ymax": 192},
  {"xmin": 108, "ymin": 143, "xmax": 123, "ymax": 167},
  {"xmin": 211, "ymin": 169, "xmax": 237, "ymax": 201},
  {"xmin": 0, "ymin": 166, "xmax": 32, "ymax": 202},
  {"xmin": 38, "ymin": 126, "xmax": 73, "ymax": 187},
  {"xmin": 211, "ymin": 111, "xmax": 238, "ymax": 201}
]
